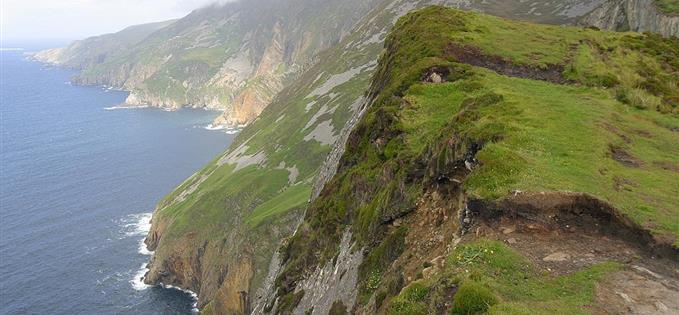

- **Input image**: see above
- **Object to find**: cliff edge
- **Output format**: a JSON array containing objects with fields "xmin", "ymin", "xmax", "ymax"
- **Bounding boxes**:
[{"xmin": 266, "ymin": 6, "xmax": 679, "ymax": 314}]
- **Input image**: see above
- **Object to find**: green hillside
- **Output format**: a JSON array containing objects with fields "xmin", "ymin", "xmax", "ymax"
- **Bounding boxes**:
[{"xmin": 273, "ymin": 6, "xmax": 679, "ymax": 314}]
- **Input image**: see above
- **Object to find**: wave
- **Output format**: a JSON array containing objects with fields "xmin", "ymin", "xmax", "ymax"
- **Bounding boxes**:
[
  {"xmin": 121, "ymin": 212, "xmax": 196, "ymax": 308},
  {"xmin": 104, "ymin": 105, "xmax": 149, "ymax": 111},
  {"xmin": 204, "ymin": 124, "xmax": 244, "ymax": 135},
  {"xmin": 123, "ymin": 213, "xmax": 155, "ymax": 291},
  {"xmin": 121, "ymin": 213, "xmax": 153, "ymax": 237},
  {"xmin": 138, "ymin": 238, "xmax": 153, "ymax": 256},
  {"xmin": 130, "ymin": 263, "xmax": 151, "ymax": 291}
]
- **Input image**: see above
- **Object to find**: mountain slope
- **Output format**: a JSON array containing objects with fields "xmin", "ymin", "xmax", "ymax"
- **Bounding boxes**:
[
  {"xmin": 267, "ymin": 6, "xmax": 679, "ymax": 314},
  {"xmin": 32, "ymin": 20, "xmax": 176, "ymax": 67},
  {"xmin": 33, "ymin": 0, "xmax": 382, "ymax": 127},
  {"xmin": 133, "ymin": 1, "xmax": 676, "ymax": 314}
]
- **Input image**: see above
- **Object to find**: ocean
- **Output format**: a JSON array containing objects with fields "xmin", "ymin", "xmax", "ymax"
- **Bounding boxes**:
[{"xmin": 0, "ymin": 43, "xmax": 234, "ymax": 314}]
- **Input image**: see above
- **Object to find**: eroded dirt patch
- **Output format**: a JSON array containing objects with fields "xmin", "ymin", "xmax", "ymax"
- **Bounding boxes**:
[
  {"xmin": 468, "ymin": 192, "xmax": 677, "ymax": 258},
  {"xmin": 394, "ymin": 189, "xmax": 463, "ymax": 281},
  {"xmin": 444, "ymin": 42, "xmax": 568, "ymax": 84},
  {"xmin": 609, "ymin": 145, "xmax": 643, "ymax": 167}
]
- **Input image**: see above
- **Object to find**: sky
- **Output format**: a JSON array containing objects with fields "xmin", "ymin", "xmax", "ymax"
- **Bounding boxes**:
[{"xmin": 1, "ymin": 0, "xmax": 228, "ymax": 43}]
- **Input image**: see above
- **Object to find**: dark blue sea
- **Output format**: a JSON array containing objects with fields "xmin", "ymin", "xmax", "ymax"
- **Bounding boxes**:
[{"xmin": 0, "ymin": 42, "xmax": 235, "ymax": 314}]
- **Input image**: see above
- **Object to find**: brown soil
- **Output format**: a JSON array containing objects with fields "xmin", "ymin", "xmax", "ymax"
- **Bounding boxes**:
[
  {"xmin": 609, "ymin": 145, "xmax": 643, "ymax": 167},
  {"xmin": 394, "ymin": 189, "xmax": 464, "ymax": 281},
  {"xmin": 467, "ymin": 191, "xmax": 679, "ymax": 314},
  {"xmin": 613, "ymin": 175, "xmax": 637, "ymax": 192},
  {"xmin": 468, "ymin": 192, "xmax": 677, "ymax": 258},
  {"xmin": 444, "ymin": 42, "xmax": 568, "ymax": 84},
  {"xmin": 600, "ymin": 122, "xmax": 632, "ymax": 144}
]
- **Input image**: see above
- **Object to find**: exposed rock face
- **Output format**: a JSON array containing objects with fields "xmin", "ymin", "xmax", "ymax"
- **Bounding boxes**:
[
  {"xmin": 310, "ymin": 96, "xmax": 370, "ymax": 201},
  {"xmin": 580, "ymin": 0, "xmax": 679, "ymax": 37},
  {"xmin": 251, "ymin": 231, "xmax": 365, "ymax": 315}
]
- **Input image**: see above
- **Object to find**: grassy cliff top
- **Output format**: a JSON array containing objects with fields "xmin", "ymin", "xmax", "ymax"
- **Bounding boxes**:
[
  {"xmin": 373, "ymin": 5, "xmax": 679, "ymax": 244},
  {"xmin": 276, "ymin": 6, "xmax": 679, "ymax": 313}
]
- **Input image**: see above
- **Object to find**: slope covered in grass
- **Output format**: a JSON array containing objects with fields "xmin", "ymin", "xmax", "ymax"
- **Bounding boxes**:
[
  {"xmin": 274, "ymin": 6, "xmax": 679, "ymax": 313},
  {"xmin": 655, "ymin": 0, "xmax": 679, "ymax": 14}
]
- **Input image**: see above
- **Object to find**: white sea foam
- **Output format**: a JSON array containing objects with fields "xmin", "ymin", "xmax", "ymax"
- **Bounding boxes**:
[
  {"xmin": 204, "ymin": 123, "xmax": 244, "ymax": 135},
  {"xmin": 121, "ymin": 213, "xmax": 153, "ymax": 237},
  {"xmin": 204, "ymin": 124, "xmax": 226, "ymax": 131},
  {"xmin": 104, "ymin": 105, "xmax": 149, "ymax": 111},
  {"xmin": 138, "ymin": 238, "xmax": 153, "ymax": 256},
  {"xmin": 131, "ymin": 263, "xmax": 151, "ymax": 291},
  {"xmin": 125, "ymin": 213, "xmax": 154, "ymax": 290}
]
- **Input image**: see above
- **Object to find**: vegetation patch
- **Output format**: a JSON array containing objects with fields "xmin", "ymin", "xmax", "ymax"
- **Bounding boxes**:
[
  {"xmin": 245, "ymin": 184, "xmax": 312, "ymax": 228},
  {"xmin": 381, "ymin": 240, "xmax": 620, "ymax": 314},
  {"xmin": 387, "ymin": 281, "xmax": 430, "ymax": 315},
  {"xmin": 448, "ymin": 241, "xmax": 620, "ymax": 314},
  {"xmin": 654, "ymin": 0, "xmax": 679, "ymax": 15},
  {"xmin": 450, "ymin": 281, "xmax": 498, "ymax": 315}
]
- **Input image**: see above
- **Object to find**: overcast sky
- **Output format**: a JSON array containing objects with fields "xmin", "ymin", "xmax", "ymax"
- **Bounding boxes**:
[{"xmin": 1, "ymin": 0, "xmax": 227, "ymax": 42}]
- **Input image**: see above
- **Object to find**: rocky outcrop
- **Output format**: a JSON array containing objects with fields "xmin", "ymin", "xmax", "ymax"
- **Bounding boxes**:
[
  {"xmin": 310, "ymin": 96, "xmax": 370, "ymax": 201},
  {"xmin": 580, "ymin": 0, "xmax": 679, "ymax": 37},
  {"xmin": 213, "ymin": 21, "xmax": 287, "ymax": 126},
  {"xmin": 252, "ymin": 231, "xmax": 363, "ymax": 315}
]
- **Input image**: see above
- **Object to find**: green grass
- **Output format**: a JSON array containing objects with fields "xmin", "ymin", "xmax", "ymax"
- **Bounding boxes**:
[
  {"xmin": 448, "ymin": 241, "xmax": 619, "ymax": 315},
  {"xmin": 385, "ymin": 240, "xmax": 619, "ymax": 314},
  {"xmin": 387, "ymin": 281, "xmax": 430, "ymax": 315},
  {"xmin": 457, "ymin": 72, "xmax": 679, "ymax": 241},
  {"xmin": 655, "ymin": 0, "xmax": 679, "ymax": 14},
  {"xmin": 245, "ymin": 184, "xmax": 311, "ymax": 228},
  {"xmin": 159, "ymin": 164, "xmax": 291, "ymax": 234},
  {"xmin": 380, "ymin": 6, "xmax": 679, "ymax": 244},
  {"xmin": 401, "ymin": 81, "xmax": 467, "ymax": 155},
  {"xmin": 450, "ymin": 281, "xmax": 498, "ymax": 315}
]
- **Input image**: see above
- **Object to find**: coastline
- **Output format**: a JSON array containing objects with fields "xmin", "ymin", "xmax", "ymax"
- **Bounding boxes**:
[{"xmin": 130, "ymin": 213, "xmax": 200, "ymax": 313}]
